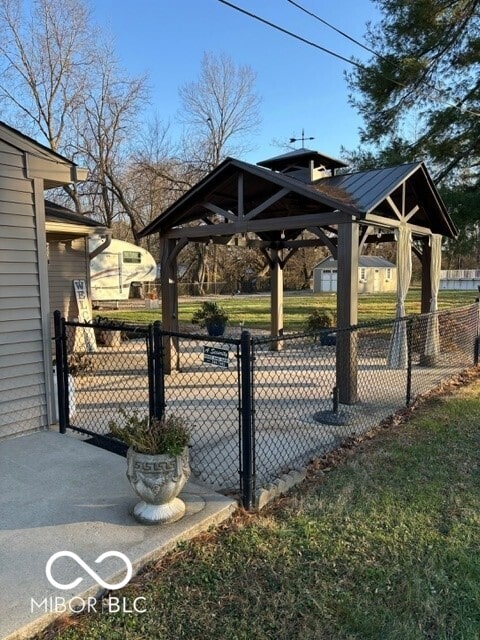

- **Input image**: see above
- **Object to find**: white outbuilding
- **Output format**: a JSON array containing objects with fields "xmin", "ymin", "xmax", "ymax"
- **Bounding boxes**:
[{"xmin": 313, "ymin": 256, "xmax": 397, "ymax": 294}]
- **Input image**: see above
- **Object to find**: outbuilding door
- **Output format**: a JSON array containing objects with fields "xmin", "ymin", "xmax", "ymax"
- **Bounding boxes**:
[{"xmin": 321, "ymin": 269, "xmax": 337, "ymax": 292}]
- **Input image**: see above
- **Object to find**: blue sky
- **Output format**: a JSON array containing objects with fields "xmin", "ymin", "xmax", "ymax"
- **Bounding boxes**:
[{"xmin": 92, "ymin": 0, "xmax": 381, "ymax": 163}]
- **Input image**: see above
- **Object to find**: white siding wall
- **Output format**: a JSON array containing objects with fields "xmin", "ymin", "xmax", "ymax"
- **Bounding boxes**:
[
  {"xmin": 48, "ymin": 234, "xmax": 89, "ymax": 320},
  {"xmin": 0, "ymin": 140, "xmax": 46, "ymax": 438}
]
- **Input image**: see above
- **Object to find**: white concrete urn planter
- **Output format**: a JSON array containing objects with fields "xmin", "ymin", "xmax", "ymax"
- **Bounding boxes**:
[{"xmin": 126, "ymin": 447, "xmax": 190, "ymax": 525}]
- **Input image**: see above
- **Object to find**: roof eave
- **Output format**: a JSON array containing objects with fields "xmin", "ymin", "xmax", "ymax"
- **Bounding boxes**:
[
  {"xmin": 139, "ymin": 158, "xmax": 360, "ymax": 237},
  {"xmin": 45, "ymin": 221, "xmax": 105, "ymax": 236},
  {"xmin": 362, "ymin": 162, "xmax": 457, "ymax": 239}
]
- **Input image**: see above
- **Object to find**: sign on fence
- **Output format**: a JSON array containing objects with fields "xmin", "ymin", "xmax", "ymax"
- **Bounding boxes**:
[{"xmin": 203, "ymin": 345, "xmax": 229, "ymax": 368}]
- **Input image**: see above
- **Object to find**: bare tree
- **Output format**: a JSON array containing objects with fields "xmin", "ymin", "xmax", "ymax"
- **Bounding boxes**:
[
  {"xmin": 73, "ymin": 43, "xmax": 148, "ymax": 236},
  {"xmin": 0, "ymin": 0, "xmax": 93, "ymax": 151},
  {"xmin": 179, "ymin": 51, "xmax": 261, "ymax": 172},
  {"xmin": 178, "ymin": 51, "xmax": 262, "ymax": 292},
  {"xmin": 0, "ymin": 0, "xmax": 148, "ymax": 225}
]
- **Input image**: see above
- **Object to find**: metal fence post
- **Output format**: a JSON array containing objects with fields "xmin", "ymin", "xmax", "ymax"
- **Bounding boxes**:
[
  {"xmin": 406, "ymin": 317, "xmax": 413, "ymax": 406},
  {"xmin": 53, "ymin": 310, "xmax": 67, "ymax": 434},
  {"xmin": 147, "ymin": 324, "xmax": 155, "ymax": 419},
  {"xmin": 153, "ymin": 321, "xmax": 165, "ymax": 421},
  {"xmin": 475, "ymin": 300, "xmax": 480, "ymax": 365},
  {"xmin": 240, "ymin": 330, "xmax": 254, "ymax": 510}
]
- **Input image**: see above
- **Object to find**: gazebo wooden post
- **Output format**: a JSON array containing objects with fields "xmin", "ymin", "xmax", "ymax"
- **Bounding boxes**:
[
  {"xmin": 160, "ymin": 236, "xmax": 179, "ymax": 374},
  {"xmin": 270, "ymin": 249, "xmax": 284, "ymax": 351},
  {"xmin": 336, "ymin": 221, "xmax": 359, "ymax": 404},
  {"xmin": 420, "ymin": 236, "xmax": 432, "ymax": 314}
]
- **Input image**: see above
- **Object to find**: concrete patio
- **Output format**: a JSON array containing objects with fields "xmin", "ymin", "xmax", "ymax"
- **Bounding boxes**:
[{"xmin": 0, "ymin": 430, "xmax": 237, "ymax": 640}]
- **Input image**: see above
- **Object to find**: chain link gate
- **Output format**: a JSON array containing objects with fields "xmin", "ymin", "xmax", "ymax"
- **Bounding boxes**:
[
  {"xmin": 54, "ymin": 303, "xmax": 480, "ymax": 510},
  {"xmin": 53, "ymin": 311, "xmax": 254, "ymax": 507}
]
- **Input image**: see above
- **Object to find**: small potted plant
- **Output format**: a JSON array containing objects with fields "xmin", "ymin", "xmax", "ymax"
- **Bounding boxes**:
[
  {"xmin": 108, "ymin": 409, "xmax": 190, "ymax": 525},
  {"xmin": 305, "ymin": 309, "xmax": 337, "ymax": 346},
  {"xmin": 192, "ymin": 301, "xmax": 229, "ymax": 336}
]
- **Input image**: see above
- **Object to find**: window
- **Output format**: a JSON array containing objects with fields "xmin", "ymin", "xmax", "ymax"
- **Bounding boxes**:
[
  {"xmin": 360, "ymin": 267, "xmax": 366, "ymax": 281},
  {"xmin": 123, "ymin": 251, "xmax": 142, "ymax": 264},
  {"xmin": 386, "ymin": 268, "xmax": 392, "ymax": 281}
]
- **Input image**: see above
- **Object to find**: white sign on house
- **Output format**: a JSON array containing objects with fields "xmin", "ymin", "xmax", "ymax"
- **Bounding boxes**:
[{"xmin": 73, "ymin": 279, "xmax": 97, "ymax": 352}]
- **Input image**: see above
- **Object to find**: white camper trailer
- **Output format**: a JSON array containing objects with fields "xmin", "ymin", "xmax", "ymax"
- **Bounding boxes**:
[{"xmin": 89, "ymin": 237, "xmax": 157, "ymax": 302}]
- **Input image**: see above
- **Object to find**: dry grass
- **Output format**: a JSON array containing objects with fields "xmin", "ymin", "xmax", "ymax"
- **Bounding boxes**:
[{"xmin": 34, "ymin": 369, "xmax": 480, "ymax": 640}]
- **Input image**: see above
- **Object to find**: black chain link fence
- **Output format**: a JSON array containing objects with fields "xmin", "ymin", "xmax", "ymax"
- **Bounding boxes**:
[
  {"xmin": 160, "ymin": 331, "xmax": 243, "ymax": 492},
  {"xmin": 251, "ymin": 302, "xmax": 479, "ymax": 488},
  {"xmin": 55, "ymin": 303, "xmax": 479, "ymax": 508}
]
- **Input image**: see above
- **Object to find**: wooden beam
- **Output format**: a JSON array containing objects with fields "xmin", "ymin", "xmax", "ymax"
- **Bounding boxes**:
[
  {"xmin": 364, "ymin": 213, "xmax": 431, "ymax": 237},
  {"xmin": 362, "ymin": 233, "xmax": 396, "ymax": 244},
  {"xmin": 167, "ymin": 237, "xmax": 188, "ymax": 264},
  {"xmin": 306, "ymin": 226, "xmax": 338, "ymax": 258},
  {"xmin": 238, "ymin": 172, "xmax": 244, "ymax": 218},
  {"xmin": 160, "ymin": 237, "xmax": 180, "ymax": 374},
  {"xmin": 404, "ymin": 204, "xmax": 420, "ymax": 222},
  {"xmin": 336, "ymin": 222, "xmax": 359, "ymax": 404},
  {"xmin": 164, "ymin": 211, "xmax": 354, "ymax": 239},
  {"xmin": 386, "ymin": 195, "xmax": 402, "ymax": 220},
  {"xmin": 260, "ymin": 247, "xmax": 273, "ymax": 268},
  {"xmin": 203, "ymin": 203, "xmax": 238, "ymax": 223},
  {"xmin": 243, "ymin": 188, "xmax": 290, "ymax": 221},
  {"xmin": 245, "ymin": 238, "xmax": 330, "ymax": 249},
  {"xmin": 358, "ymin": 225, "xmax": 374, "ymax": 253},
  {"xmin": 279, "ymin": 247, "xmax": 298, "ymax": 269}
]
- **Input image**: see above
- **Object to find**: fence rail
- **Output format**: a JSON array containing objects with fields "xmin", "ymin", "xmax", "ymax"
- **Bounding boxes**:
[{"xmin": 54, "ymin": 303, "xmax": 480, "ymax": 509}]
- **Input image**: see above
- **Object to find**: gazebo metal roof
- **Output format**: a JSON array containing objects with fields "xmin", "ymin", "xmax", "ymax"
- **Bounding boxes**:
[{"xmin": 139, "ymin": 156, "xmax": 456, "ymax": 242}]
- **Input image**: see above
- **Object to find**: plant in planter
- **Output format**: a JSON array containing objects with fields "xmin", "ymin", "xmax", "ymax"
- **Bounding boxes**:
[
  {"xmin": 191, "ymin": 301, "xmax": 229, "ymax": 336},
  {"xmin": 305, "ymin": 309, "xmax": 337, "ymax": 346},
  {"xmin": 108, "ymin": 409, "xmax": 190, "ymax": 525}
]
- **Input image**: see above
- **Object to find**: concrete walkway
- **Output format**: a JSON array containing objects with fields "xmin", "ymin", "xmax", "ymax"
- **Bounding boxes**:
[{"xmin": 0, "ymin": 431, "xmax": 237, "ymax": 640}]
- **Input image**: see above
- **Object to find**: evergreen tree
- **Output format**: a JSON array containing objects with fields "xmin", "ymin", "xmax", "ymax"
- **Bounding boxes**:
[
  {"xmin": 349, "ymin": 0, "xmax": 480, "ymax": 184},
  {"xmin": 348, "ymin": 0, "xmax": 480, "ymax": 265}
]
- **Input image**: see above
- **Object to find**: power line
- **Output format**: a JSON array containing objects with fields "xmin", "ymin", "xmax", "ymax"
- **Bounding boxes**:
[
  {"xmin": 285, "ymin": 0, "xmax": 480, "ymax": 119},
  {"xmin": 217, "ymin": 0, "xmax": 480, "ymax": 119},
  {"xmin": 216, "ymin": 0, "xmax": 365, "ymax": 71},
  {"xmin": 287, "ymin": 0, "xmax": 480, "ymax": 116},
  {"xmin": 286, "ymin": 0, "xmax": 386, "ymax": 62}
]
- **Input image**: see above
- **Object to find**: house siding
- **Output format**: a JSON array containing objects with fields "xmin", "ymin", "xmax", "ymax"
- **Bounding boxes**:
[
  {"xmin": 0, "ymin": 139, "xmax": 47, "ymax": 438},
  {"xmin": 47, "ymin": 234, "xmax": 88, "ymax": 321}
]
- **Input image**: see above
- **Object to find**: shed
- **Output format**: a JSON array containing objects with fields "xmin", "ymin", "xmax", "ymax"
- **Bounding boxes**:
[
  {"xmin": 313, "ymin": 256, "xmax": 396, "ymax": 293},
  {"xmin": 0, "ymin": 121, "xmax": 88, "ymax": 440}
]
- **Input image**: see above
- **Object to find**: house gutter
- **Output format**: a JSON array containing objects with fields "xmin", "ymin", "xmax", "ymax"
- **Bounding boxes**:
[{"xmin": 89, "ymin": 229, "xmax": 113, "ymax": 259}]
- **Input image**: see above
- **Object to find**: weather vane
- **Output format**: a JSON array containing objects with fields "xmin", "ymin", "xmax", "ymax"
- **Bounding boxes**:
[{"xmin": 289, "ymin": 128, "xmax": 314, "ymax": 147}]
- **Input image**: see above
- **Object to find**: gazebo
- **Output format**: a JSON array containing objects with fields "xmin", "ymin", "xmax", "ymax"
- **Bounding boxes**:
[{"xmin": 139, "ymin": 148, "xmax": 456, "ymax": 404}]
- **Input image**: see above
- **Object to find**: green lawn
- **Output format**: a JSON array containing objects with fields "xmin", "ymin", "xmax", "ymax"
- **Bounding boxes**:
[
  {"xmin": 98, "ymin": 289, "xmax": 476, "ymax": 331},
  {"xmin": 37, "ymin": 373, "xmax": 480, "ymax": 640}
]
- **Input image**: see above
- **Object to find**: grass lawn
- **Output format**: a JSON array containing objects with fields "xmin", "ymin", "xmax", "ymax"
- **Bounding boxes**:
[
  {"xmin": 38, "ymin": 372, "xmax": 480, "ymax": 640},
  {"xmin": 98, "ymin": 288, "xmax": 477, "ymax": 331}
]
